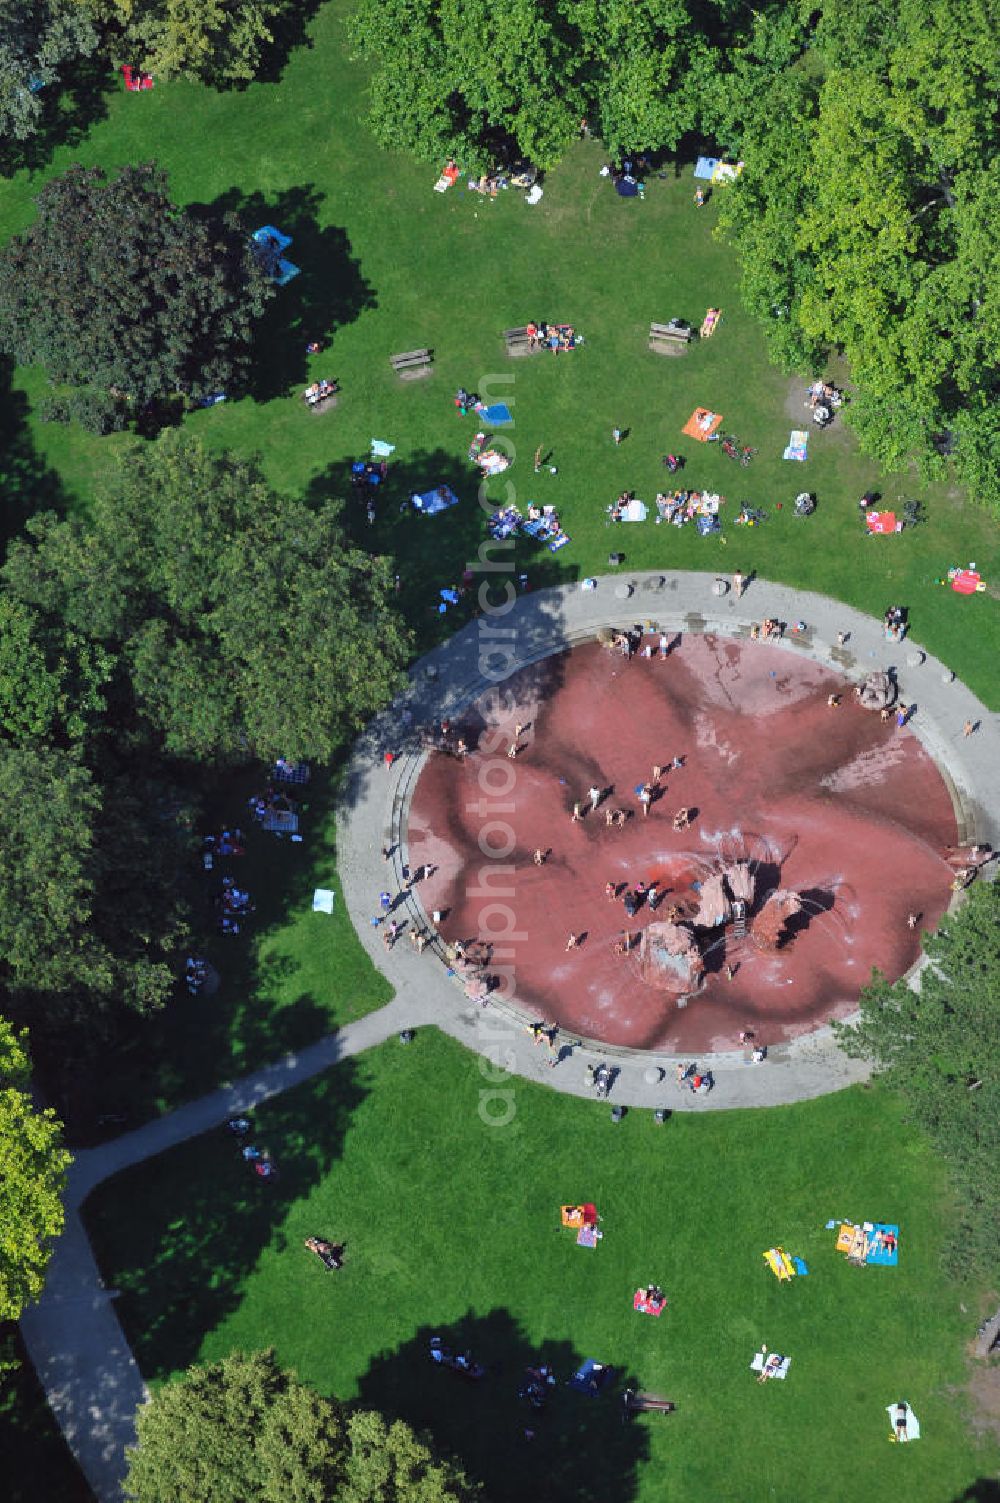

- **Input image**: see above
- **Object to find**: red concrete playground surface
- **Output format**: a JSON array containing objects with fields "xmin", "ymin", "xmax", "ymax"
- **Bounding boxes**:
[{"xmin": 406, "ymin": 637, "xmax": 958, "ymax": 1053}]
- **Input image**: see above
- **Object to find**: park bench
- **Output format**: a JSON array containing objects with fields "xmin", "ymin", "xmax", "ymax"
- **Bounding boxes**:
[
  {"xmin": 309, "ymin": 393, "xmax": 338, "ymax": 413},
  {"xmin": 648, "ymin": 320, "xmax": 693, "ymax": 356},
  {"xmin": 390, "ymin": 348, "xmax": 433, "ymax": 380},
  {"xmin": 504, "ymin": 326, "xmax": 543, "ymax": 357}
]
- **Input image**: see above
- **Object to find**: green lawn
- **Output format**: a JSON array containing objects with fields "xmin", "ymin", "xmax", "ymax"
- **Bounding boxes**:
[
  {"xmin": 84, "ymin": 1030, "xmax": 999, "ymax": 1503},
  {"xmin": 0, "ymin": 1, "xmax": 998, "ymax": 702}
]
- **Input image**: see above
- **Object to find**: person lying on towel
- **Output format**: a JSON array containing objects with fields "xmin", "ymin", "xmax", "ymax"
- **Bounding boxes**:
[{"xmin": 305, "ymin": 1236, "xmax": 344, "ymax": 1270}]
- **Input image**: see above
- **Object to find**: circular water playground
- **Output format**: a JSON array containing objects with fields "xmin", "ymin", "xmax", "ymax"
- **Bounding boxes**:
[{"xmin": 407, "ymin": 634, "xmax": 958, "ymax": 1052}]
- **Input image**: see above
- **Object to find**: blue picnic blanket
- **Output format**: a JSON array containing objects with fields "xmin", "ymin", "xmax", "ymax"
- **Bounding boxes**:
[
  {"xmin": 482, "ymin": 403, "xmax": 513, "ymax": 425},
  {"xmin": 866, "ymin": 1223, "xmax": 899, "ymax": 1267},
  {"xmin": 413, "ymin": 486, "xmax": 459, "ymax": 515},
  {"xmin": 694, "ymin": 157, "xmax": 719, "ymax": 181}
]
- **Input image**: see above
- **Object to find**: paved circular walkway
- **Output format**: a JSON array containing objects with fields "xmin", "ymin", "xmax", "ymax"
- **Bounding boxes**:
[{"xmin": 337, "ymin": 570, "xmax": 999, "ymax": 1109}]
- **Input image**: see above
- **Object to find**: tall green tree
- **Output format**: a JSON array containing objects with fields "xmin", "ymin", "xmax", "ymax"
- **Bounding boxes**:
[
  {"xmin": 0, "ymin": 162, "xmax": 272, "ymax": 412},
  {"xmin": 719, "ymin": 0, "xmax": 1000, "ymax": 509},
  {"xmin": 350, "ymin": 0, "xmax": 586, "ymax": 168},
  {"xmin": 0, "ymin": 745, "xmax": 179, "ymax": 1027},
  {"xmin": 835, "ymin": 881, "xmax": 1000, "ymax": 1278},
  {"xmin": 96, "ymin": 0, "xmax": 291, "ymax": 84},
  {"xmin": 0, "ymin": 0, "xmax": 99, "ymax": 141},
  {"xmin": 0, "ymin": 595, "xmax": 111, "ymax": 748},
  {"xmin": 124, "ymin": 1350, "xmax": 481, "ymax": 1503},
  {"xmin": 4, "ymin": 433, "xmax": 411, "ymax": 763},
  {"xmin": 0, "ymin": 1018, "xmax": 70, "ymax": 1322}
]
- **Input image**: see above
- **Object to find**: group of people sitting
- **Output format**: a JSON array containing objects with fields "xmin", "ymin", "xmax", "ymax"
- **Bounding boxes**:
[
  {"xmin": 228, "ymin": 1117, "xmax": 277, "ymax": 1180},
  {"xmin": 201, "ymin": 828, "xmax": 244, "ymax": 870},
  {"xmin": 609, "ymin": 490, "xmax": 638, "ymax": 521},
  {"xmin": 185, "ymin": 956, "xmax": 209, "ymax": 996},
  {"xmin": 655, "ymin": 490, "xmax": 724, "ymax": 528},
  {"xmin": 805, "ymin": 379, "xmax": 843, "ymax": 428},
  {"xmin": 302, "ymin": 378, "xmax": 337, "ymax": 407},
  {"xmin": 429, "ymin": 1338, "xmax": 485, "ymax": 1378},
  {"xmin": 883, "ymin": 604, "xmax": 908, "ymax": 642},
  {"xmin": 749, "ymin": 618, "xmax": 783, "ymax": 640},
  {"xmin": 524, "ymin": 321, "xmax": 578, "ymax": 352},
  {"xmin": 636, "ymin": 1284, "xmax": 667, "ymax": 1314},
  {"xmin": 218, "ymin": 876, "xmax": 255, "ymax": 935}
]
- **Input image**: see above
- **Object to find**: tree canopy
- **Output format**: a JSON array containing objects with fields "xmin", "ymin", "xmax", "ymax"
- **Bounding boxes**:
[
  {"xmin": 835, "ymin": 881, "xmax": 1000, "ymax": 1279},
  {"xmin": 3, "ymin": 432, "xmax": 411, "ymax": 763},
  {"xmin": 0, "ymin": 745, "xmax": 180, "ymax": 1027},
  {"xmin": 0, "ymin": 1018, "xmax": 69, "ymax": 1322},
  {"xmin": 0, "ymin": 0, "xmax": 98, "ymax": 141},
  {"xmin": 125, "ymin": 1350, "xmax": 481, "ymax": 1503},
  {"xmin": 718, "ymin": 0, "xmax": 1000, "ymax": 509},
  {"xmin": 96, "ymin": 0, "xmax": 291, "ymax": 84},
  {"xmin": 0, "ymin": 162, "xmax": 272, "ymax": 414},
  {"xmin": 349, "ymin": 0, "xmax": 717, "ymax": 168}
]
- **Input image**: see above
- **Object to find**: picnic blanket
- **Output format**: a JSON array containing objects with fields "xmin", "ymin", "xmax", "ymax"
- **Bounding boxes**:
[
  {"xmin": 950, "ymin": 568, "xmax": 985, "ymax": 594},
  {"xmin": 633, "ymin": 1289, "xmax": 667, "ymax": 1316},
  {"xmin": 623, "ymin": 498, "xmax": 648, "ymax": 522},
  {"xmin": 886, "ymin": 1402, "xmax": 921, "ymax": 1442},
  {"xmin": 412, "ymin": 486, "xmax": 459, "ymax": 515},
  {"xmin": 481, "ymin": 403, "xmax": 513, "ymax": 425},
  {"xmin": 371, "ymin": 439, "xmax": 395, "ymax": 457},
  {"xmin": 261, "ymin": 807, "xmax": 298, "ymax": 836},
  {"xmin": 683, "ymin": 408, "xmax": 724, "ymax": 442},
  {"xmin": 561, "ymin": 1204, "xmax": 598, "ymax": 1228},
  {"xmin": 866, "ymin": 511, "xmax": 898, "ymax": 534},
  {"xmin": 783, "ymin": 429, "xmax": 808, "ymax": 461},
  {"xmin": 312, "ymin": 889, "xmax": 335, "ymax": 913},
  {"xmin": 569, "ymin": 1359, "xmax": 614, "ymax": 1395},
  {"xmin": 694, "ymin": 157, "xmax": 744, "ymax": 184},
  {"xmin": 433, "ymin": 162, "xmax": 460, "ymax": 192},
  {"xmin": 477, "ymin": 450, "xmax": 510, "ymax": 475},
  {"xmin": 866, "ymin": 1223, "xmax": 899, "ymax": 1267},
  {"xmin": 750, "ymin": 1350, "xmax": 791, "ymax": 1380},
  {"xmin": 577, "ymin": 1225, "xmax": 602, "ymax": 1248},
  {"xmin": 549, "ymin": 534, "xmax": 571, "ymax": 552},
  {"xmin": 763, "ymin": 1247, "xmax": 796, "ymax": 1281}
]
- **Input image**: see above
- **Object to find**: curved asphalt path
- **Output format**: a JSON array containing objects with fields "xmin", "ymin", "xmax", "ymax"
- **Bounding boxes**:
[{"xmin": 20, "ymin": 573, "xmax": 999, "ymax": 1501}]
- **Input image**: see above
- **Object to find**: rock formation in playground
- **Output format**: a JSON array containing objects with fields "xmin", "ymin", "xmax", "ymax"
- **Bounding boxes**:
[
  {"xmin": 856, "ymin": 670, "xmax": 896, "ymax": 711},
  {"xmin": 751, "ymin": 889, "xmax": 803, "ymax": 951},
  {"xmin": 723, "ymin": 861, "xmax": 755, "ymax": 905},
  {"xmin": 692, "ymin": 872, "xmax": 730, "ymax": 928},
  {"xmin": 636, "ymin": 920, "xmax": 705, "ymax": 994}
]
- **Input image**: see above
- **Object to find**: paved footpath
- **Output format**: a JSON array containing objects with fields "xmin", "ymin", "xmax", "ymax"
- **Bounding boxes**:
[{"xmin": 20, "ymin": 574, "xmax": 998, "ymax": 1501}]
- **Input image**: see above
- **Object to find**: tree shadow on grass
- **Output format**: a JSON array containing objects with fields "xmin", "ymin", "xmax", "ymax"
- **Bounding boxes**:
[
  {"xmin": 0, "ymin": 55, "xmax": 118, "ymax": 181},
  {"xmin": 355, "ymin": 1310, "xmax": 650, "ymax": 1503},
  {"xmin": 83, "ymin": 1057, "xmax": 367, "ymax": 1381},
  {"xmin": 0, "ymin": 359, "xmax": 73, "ymax": 552},
  {"xmin": 953, "ymin": 1486, "xmax": 1000, "ymax": 1502},
  {"xmin": 193, "ymin": 184, "xmax": 376, "ymax": 401},
  {"xmin": 55, "ymin": 763, "xmax": 379, "ymax": 1142}
]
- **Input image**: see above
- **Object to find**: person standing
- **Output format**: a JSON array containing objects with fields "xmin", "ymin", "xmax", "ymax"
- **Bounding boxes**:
[
  {"xmin": 612, "ymin": 426, "xmax": 623, "ymax": 446},
  {"xmin": 589, "ymin": 785, "xmax": 601, "ymax": 810},
  {"xmin": 732, "ymin": 569, "xmax": 745, "ymax": 599},
  {"xmin": 533, "ymin": 445, "xmax": 543, "ymax": 473},
  {"xmin": 639, "ymin": 784, "xmax": 653, "ymax": 818}
]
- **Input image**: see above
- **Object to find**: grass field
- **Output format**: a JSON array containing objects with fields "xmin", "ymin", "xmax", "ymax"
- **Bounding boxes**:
[
  {"xmin": 84, "ymin": 1030, "xmax": 1000, "ymax": 1502},
  {"xmin": 0, "ymin": 2, "xmax": 997, "ymax": 704}
]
